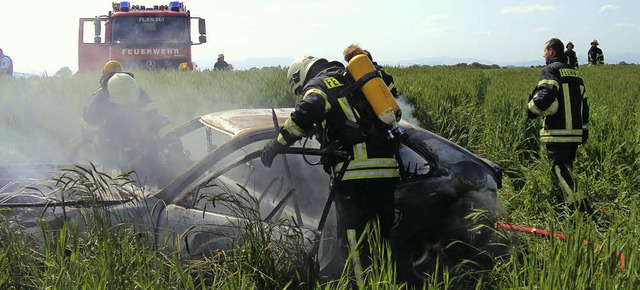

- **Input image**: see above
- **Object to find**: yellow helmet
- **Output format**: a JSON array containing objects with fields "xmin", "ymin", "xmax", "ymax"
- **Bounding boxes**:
[
  {"xmin": 287, "ymin": 56, "xmax": 323, "ymax": 95},
  {"xmin": 107, "ymin": 73, "xmax": 140, "ymax": 106},
  {"xmin": 103, "ymin": 60, "xmax": 123, "ymax": 76}
]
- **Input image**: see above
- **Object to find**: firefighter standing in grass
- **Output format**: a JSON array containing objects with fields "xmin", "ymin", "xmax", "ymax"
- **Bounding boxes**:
[
  {"xmin": 527, "ymin": 38, "xmax": 592, "ymax": 213},
  {"xmin": 79, "ymin": 72, "xmax": 191, "ymax": 187},
  {"xmin": 214, "ymin": 53, "xmax": 231, "ymax": 70},
  {"xmin": 587, "ymin": 39, "xmax": 604, "ymax": 65},
  {"xmin": 565, "ymin": 42, "xmax": 579, "ymax": 69},
  {"xmin": 260, "ymin": 55, "xmax": 400, "ymax": 277}
]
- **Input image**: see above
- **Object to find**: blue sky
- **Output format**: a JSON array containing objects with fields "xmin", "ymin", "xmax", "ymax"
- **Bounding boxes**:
[{"xmin": 2, "ymin": 0, "xmax": 638, "ymax": 74}]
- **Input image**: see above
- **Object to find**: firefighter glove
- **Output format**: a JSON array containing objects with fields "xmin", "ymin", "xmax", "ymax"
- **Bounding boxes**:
[
  {"xmin": 582, "ymin": 129, "xmax": 589, "ymax": 145},
  {"xmin": 261, "ymin": 139, "xmax": 287, "ymax": 168}
]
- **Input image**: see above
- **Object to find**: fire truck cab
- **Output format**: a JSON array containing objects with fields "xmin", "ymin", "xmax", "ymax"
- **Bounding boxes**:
[{"xmin": 78, "ymin": 1, "xmax": 206, "ymax": 73}]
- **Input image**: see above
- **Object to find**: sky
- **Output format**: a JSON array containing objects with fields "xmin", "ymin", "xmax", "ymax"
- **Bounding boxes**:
[{"xmin": 2, "ymin": 0, "xmax": 639, "ymax": 74}]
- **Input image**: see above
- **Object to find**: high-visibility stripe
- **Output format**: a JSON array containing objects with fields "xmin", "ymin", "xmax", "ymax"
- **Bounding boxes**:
[
  {"xmin": 341, "ymin": 168, "xmax": 401, "ymax": 180},
  {"xmin": 276, "ymin": 135, "xmax": 288, "ymax": 145},
  {"xmin": 283, "ymin": 118, "xmax": 305, "ymax": 138},
  {"xmin": 540, "ymin": 129, "xmax": 583, "ymax": 136},
  {"xmin": 527, "ymin": 99, "xmax": 542, "ymax": 114},
  {"xmin": 540, "ymin": 136, "xmax": 582, "ymax": 143},
  {"xmin": 553, "ymin": 165, "xmax": 584, "ymax": 204},
  {"xmin": 334, "ymin": 158, "xmax": 399, "ymax": 172},
  {"xmin": 538, "ymin": 79, "xmax": 559, "ymax": 90},
  {"xmin": 352, "ymin": 143, "xmax": 365, "ymax": 160},
  {"xmin": 562, "ymin": 83, "xmax": 573, "ymax": 129},
  {"xmin": 528, "ymin": 96, "xmax": 558, "ymax": 116},
  {"xmin": 304, "ymin": 88, "xmax": 332, "ymax": 113},
  {"xmin": 337, "ymin": 97, "xmax": 357, "ymax": 122}
]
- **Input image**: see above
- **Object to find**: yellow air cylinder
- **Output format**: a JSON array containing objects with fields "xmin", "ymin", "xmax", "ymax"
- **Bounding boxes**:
[{"xmin": 347, "ymin": 54, "xmax": 401, "ymax": 125}]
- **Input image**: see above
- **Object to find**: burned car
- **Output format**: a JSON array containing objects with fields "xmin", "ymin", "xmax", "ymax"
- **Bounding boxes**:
[{"xmin": 0, "ymin": 108, "xmax": 502, "ymax": 282}]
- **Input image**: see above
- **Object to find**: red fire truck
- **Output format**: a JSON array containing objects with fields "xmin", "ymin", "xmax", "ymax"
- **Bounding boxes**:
[{"xmin": 78, "ymin": 1, "xmax": 206, "ymax": 72}]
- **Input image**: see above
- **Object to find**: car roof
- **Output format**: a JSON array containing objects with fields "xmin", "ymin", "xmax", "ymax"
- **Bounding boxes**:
[{"xmin": 199, "ymin": 108, "xmax": 294, "ymax": 137}]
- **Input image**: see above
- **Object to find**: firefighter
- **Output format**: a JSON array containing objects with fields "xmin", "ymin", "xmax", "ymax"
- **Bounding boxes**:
[
  {"xmin": 214, "ymin": 53, "xmax": 231, "ymax": 70},
  {"xmin": 527, "ymin": 38, "xmax": 592, "ymax": 213},
  {"xmin": 0, "ymin": 48, "xmax": 13, "ymax": 77},
  {"xmin": 587, "ymin": 39, "xmax": 604, "ymax": 65},
  {"xmin": 260, "ymin": 55, "xmax": 400, "ymax": 275},
  {"xmin": 565, "ymin": 42, "xmax": 579, "ymax": 69},
  {"xmin": 79, "ymin": 72, "xmax": 191, "ymax": 187}
]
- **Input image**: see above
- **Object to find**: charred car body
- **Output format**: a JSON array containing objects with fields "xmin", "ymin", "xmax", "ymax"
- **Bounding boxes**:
[{"xmin": 0, "ymin": 108, "xmax": 502, "ymax": 282}]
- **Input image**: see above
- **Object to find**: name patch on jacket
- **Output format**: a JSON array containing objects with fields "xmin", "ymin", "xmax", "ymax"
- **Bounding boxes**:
[
  {"xmin": 559, "ymin": 68, "xmax": 580, "ymax": 78},
  {"xmin": 323, "ymin": 77, "xmax": 344, "ymax": 89}
]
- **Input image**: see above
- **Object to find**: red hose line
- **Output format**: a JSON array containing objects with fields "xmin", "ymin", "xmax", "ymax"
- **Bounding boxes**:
[{"xmin": 495, "ymin": 223, "xmax": 625, "ymax": 270}]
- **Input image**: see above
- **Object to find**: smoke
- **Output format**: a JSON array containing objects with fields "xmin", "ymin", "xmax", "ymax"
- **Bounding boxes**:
[{"xmin": 397, "ymin": 95, "xmax": 421, "ymax": 128}]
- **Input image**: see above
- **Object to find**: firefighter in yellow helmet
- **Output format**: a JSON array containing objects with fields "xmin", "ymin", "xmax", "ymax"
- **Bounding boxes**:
[
  {"xmin": 99, "ymin": 60, "xmax": 124, "ymax": 84},
  {"xmin": 78, "ymin": 72, "xmax": 192, "ymax": 187},
  {"xmin": 261, "ymin": 55, "xmax": 401, "ymax": 276}
]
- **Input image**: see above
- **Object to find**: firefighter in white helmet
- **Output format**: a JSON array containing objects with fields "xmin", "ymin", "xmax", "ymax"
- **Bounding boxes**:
[
  {"xmin": 260, "ymin": 55, "xmax": 401, "ymax": 276},
  {"xmin": 78, "ymin": 72, "xmax": 192, "ymax": 187},
  {"xmin": 587, "ymin": 39, "xmax": 604, "ymax": 65}
]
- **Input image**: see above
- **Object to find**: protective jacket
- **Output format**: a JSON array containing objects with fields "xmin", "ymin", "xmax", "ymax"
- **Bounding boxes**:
[
  {"xmin": 276, "ymin": 61, "xmax": 399, "ymax": 181},
  {"xmin": 565, "ymin": 49, "xmax": 579, "ymax": 68},
  {"xmin": 587, "ymin": 47, "xmax": 604, "ymax": 65},
  {"xmin": 527, "ymin": 57, "xmax": 589, "ymax": 144},
  {"xmin": 214, "ymin": 60, "xmax": 230, "ymax": 70}
]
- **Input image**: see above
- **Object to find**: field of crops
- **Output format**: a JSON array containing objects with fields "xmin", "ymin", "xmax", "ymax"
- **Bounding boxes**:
[{"xmin": 1, "ymin": 64, "xmax": 639, "ymax": 288}]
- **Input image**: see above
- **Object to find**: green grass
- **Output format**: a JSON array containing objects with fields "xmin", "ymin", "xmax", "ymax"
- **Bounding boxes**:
[{"xmin": 1, "ymin": 64, "xmax": 639, "ymax": 289}]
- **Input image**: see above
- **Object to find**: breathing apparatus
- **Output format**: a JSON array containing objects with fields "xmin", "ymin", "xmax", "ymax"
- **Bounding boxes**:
[
  {"xmin": 346, "ymin": 53, "xmax": 408, "ymax": 179},
  {"xmin": 346, "ymin": 54, "xmax": 402, "ymax": 126}
]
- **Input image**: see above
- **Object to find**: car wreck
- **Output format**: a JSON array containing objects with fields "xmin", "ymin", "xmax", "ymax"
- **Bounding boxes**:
[{"xmin": 0, "ymin": 108, "xmax": 502, "ymax": 283}]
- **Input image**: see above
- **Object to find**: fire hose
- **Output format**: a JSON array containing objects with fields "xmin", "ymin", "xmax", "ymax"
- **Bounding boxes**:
[{"xmin": 495, "ymin": 223, "xmax": 625, "ymax": 270}]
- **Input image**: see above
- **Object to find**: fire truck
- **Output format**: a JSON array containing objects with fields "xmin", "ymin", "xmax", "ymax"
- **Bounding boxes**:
[{"xmin": 78, "ymin": 1, "xmax": 206, "ymax": 72}]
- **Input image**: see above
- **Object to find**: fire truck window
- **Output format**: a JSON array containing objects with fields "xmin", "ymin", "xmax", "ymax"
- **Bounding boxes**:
[
  {"xmin": 82, "ymin": 20, "xmax": 106, "ymax": 44},
  {"xmin": 112, "ymin": 16, "xmax": 189, "ymax": 44}
]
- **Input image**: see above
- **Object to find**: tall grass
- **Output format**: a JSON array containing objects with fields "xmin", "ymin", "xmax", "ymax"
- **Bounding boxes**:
[{"xmin": 1, "ymin": 64, "xmax": 639, "ymax": 288}]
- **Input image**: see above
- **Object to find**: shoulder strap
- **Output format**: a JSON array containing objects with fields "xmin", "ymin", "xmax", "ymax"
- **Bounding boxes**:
[{"xmin": 338, "ymin": 70, "xmax": 380, "ymax": 97}]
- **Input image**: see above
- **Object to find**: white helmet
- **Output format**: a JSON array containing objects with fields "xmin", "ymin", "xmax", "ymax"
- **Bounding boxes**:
[
  {"xmin": 107, "ymin": 73, "xmax": 140, "ymax": 106},
  {"xmin": 287, "ymin": 55, "xmax": 322, "ymax": 95}
]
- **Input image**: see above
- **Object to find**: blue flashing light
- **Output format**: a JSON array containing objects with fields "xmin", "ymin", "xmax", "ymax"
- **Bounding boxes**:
[
  {"xmin": 120, "ymin": 1, "xmax": 130, "ymax": 12},
  {"xmin": 170, "ymin": 1, "xmax": 180, "ymax": 11}
]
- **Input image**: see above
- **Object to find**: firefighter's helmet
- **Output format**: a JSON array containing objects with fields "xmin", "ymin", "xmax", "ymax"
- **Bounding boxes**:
[
  {"xmin": 103, "ymin": 60, "xmax": 123, "ymax": 76},
  {"xmin": 286, "ymin": 56, "xmax": 323, "ymax": 95},
  {"xmin": 591, "ymin": 39, "xmax": 599, "ymax": 46},
  {"xmin": 107, "ymin": 73, "xmax": 140, "ymax": 106}
]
